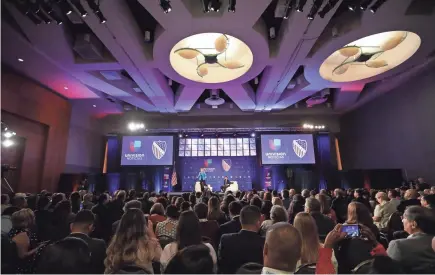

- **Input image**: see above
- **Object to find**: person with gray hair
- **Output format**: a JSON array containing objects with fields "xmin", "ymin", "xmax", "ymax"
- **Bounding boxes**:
[
  {"xmin": 373, "ymin": 191, "xmax": 396, "ymax": 230},
  {"xmin": 305, "ymin": 198, "xmax": 335, "ymax": 239},
  {"xmin": 262, "ymin": 222, "xmax": 302, "ymax": 273},
  {"xmin": 260, "ymin": 205, "xmax": 288, "ymax": 236}
]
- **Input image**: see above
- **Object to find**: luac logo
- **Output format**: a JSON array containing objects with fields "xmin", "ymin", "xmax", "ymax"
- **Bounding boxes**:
[
  {"xmin": 204, "ymin": 159, "xmax": 212, "ymax": 167},
  {"xmin": 152, "ymin": 140, "xmax": 167, "ymax": 160},
  {"xmin": 292, "ymin": 139, "xmax": 308, "ymax": 158},
  {"xmin": 269, "ymin": 139, "xmax": 281, "ymax": 151},
  {"xmin": 222, "ymin": 159, "xmax": 232, "ymax": 172},
  {"xmin": 129, "ymin": 140, "xmax": 142, "ymax": 152}
]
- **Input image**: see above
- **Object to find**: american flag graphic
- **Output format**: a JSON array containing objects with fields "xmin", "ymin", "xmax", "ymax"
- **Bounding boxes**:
[
  {"xmin": 292, "ymin": 139, "xmax": 308, "ymax": 158},
  {"xmin": 171, "ymin": 163, "xmax": 178, "ymax": 186},
  {"xmin": 152, "ymin": 140, "xmax": 167, "ymax": 160}
]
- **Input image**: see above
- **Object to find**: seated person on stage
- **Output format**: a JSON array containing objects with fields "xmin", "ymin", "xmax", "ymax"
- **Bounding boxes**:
[
  {"xmin": 221, "ymin": 176, "xmax": 232, "ymax": 192},
  {"xmin": 197, "ymin": 168, "xmax": 207, "ymax": 192}
]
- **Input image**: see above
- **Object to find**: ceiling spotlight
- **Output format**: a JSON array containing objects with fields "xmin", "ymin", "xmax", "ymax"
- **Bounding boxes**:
[
  {"xmin": 92, "ymin": 105, "xmax": 96, "ymax": 107},
  {"xmin": 359, "ymin": 0, "xmax": 373, "ymax": 10},
  {"xmin": 307, "ymin": 0, "xmax": 323, "ymax": 20},
  {"xmin": 209, "ymin": 0, "xmax": 221, "ymax": 12},
  {"xmin": 64, "ymin": 86, "xmax": 68, "ymax": 90},
  {"xmin": 2, "ymin": 139, "xmax": 14, "ymax": 148},
  {"xmin": 370, "ymin": 0, "xmax": 387, "ymax": 13},
  {"xmin": 296, "ymin": 0, "xmax": 307, "ymax": 12},
  {"xmin": 86, "ymin": 0, "xmax": 107, "ymax": 23},
  {"xmin": 30, "ymin": 3, "xmax": 52, "ymax": 24},
  {"xmin": 178, "ymin": 133, "xmax": 183, "ymax": 138},
  {"xmin": 56, "ymin": 0, "xmax": 72, "ymax": 15},
  {"xmin": 250, "ymin": 132, "xmax": 256, "ymax": 137},
  {"xmin": 254, "ymin": 77, "xmax": 258, "ymax": 85},
  {"xmin": 228, "ymin": 0, "xmax": 236, "ymax": 12},
  {"xmin": 18, "ymin": 58, "xmax": 24, "ymax": 62},
  {"xmin": 201, "ymin": 0, "xmax": 210, "ymax": 12},
  {"xmin": 283, "ymin": 0, "xmax": 291, "ymax": 19},
  {"xmin": 318, "ymin": 0, "xmax": 339, "ymax": 18},
  {"xmin": 159, "ymin": 0, "xmax": 172, "ymax": 13},
  {"xmin": 200, "ymin": 133, "xmax": 204, "ymax": 137},
  {"xmin": 71, "ymin": 0, "xmax": 88, "ymax": 17},
  {"xmin": 269, "ymin": 26, "xmax": 276, "ymax": 40},
  {"xmin": 4, "ymin": 132, "xmax": 13, "ymax": 138},
  {"xmin": 348, "ymin": 2, "xmax": 357, "ymax": 11}
]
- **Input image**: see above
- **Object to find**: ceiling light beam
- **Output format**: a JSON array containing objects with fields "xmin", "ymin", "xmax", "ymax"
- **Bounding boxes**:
[
  {"xmin": 307, "ymin": 0, "xmax": 324, "ymax": 20},
  {"xmin": 369, "ymin": 0, "xmax": 388, "ymax": 13}
]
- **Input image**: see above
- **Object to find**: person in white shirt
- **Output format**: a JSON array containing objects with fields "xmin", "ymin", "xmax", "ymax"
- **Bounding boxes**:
[{"xmin": 373, "ymin": 192, "xmax": 397, "ymax": 230}]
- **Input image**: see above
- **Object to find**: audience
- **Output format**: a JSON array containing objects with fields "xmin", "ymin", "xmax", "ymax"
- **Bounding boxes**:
[
  {"xmin": 332, "ymin": 188, "xmax": 349, "ymax": 223},
  {"xmin": 288, "ymin": 194, "xmax": 305, "ymax": 224},
  {"xmin": 262, "ymin": 222, "xmax": 302, "ymax": 274},
  {"xmin": 207, "ymin": 196, "xmax": 227, "ymax": 225},
  {"xmin": 69, "ymin": 210, "xmax": 106, "ymax": 273},
  {"xmin": 164, "ymin": 244, "xmax": 214, "ymax": 274},
  {"xmin": 373, "ymin": 191, "xmax": 397, "ymax": 230},
  {"xmin": 293, "ymin": 212, "xmax": 321, "ymax": 266},
  {"xmin": 346, "ymin": 202, "xmax": 380, "ymax": 239},
  {"xmin": 305, "ymin": 197, "xmax": 335, "ymax": 239},
  {"xmin": 105, "ymin": 208, "xmax": 161, "ymax": 273},
  {"xmin": 155, "ymin": 205, "xmax": 179, "ymax": 239},
  {"xmin": 387, "ymin": 206, "xmax": 435, "ymax": 273},
  {"xmin": 218, "ymin": 205, "xmax": 264, "ymax": 274},
  {"xmin": 160, "ymin": 210, "xmax": 217, "ymax": 272},
  {"xmin": 36, "ymin": 237, "xmax": 92, "ymax": 274},
  {"xmin": 397, "ymin": 189, "xmax": 420, "ymax": 213},
  {"xmin": 218, "ymin": 201, "xmax": 242, "ymax": 239},
  {"xmin": 194, "ymin": 202, "xmax": 219, "ymax": 248},
  {"xmin": 260, "ymin": 205, "xmax": 288, "ymax": 236},
  {"xmin": 8, "ymin": 208, "xmax": 39, "ymax": 273},
  {"xmin": 3, "ymin": 180, "xmax": 435, "ymax": 275},
  {"xmin": 112, "ymin": 199, "xmax": 142, "ymax": 234}
]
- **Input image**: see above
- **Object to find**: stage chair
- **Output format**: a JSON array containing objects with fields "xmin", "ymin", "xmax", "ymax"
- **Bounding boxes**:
[
  {"xmin": 227, "ymin": 181, "xmax": 238, "ymax": 192},
  {"xmin": 195, "ymin": 182, "xmax": 213, "ymax": 192}
]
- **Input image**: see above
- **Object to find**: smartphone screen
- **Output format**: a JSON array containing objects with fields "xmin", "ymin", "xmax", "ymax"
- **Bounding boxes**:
[{"xmin": 341, "ymin": 224, "xmax": 360, "ymax": 237}]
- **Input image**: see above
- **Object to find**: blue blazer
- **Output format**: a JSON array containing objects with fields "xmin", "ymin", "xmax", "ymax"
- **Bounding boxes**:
[{"xmin": 197, "ymin": 171, "xmax": 207, "ymax": 181}]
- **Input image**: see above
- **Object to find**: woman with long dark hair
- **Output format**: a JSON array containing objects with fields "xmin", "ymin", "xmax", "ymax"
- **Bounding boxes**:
[
  {"xmin": 346, "ymin": 202, "xmax": 379, "ymax": 238},
  {"xmin": 105, "ymin": 208, "xmax": 161, "ymax": 273},
  {"xmin": 160, "ymin": 211, "xmax": 217, "ymax": 272},
  {"xmin": 207, "ymin": 196, "xmax": 227, "ymax": 225}
]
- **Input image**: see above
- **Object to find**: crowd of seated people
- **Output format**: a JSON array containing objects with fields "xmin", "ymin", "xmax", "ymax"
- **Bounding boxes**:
[{"xmin": 1, "ymin": 180, "xmax": 435, "ymax": 274}]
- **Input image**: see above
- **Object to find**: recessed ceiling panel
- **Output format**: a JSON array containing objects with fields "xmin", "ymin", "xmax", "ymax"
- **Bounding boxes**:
[
  {"xmin": 319, "ymin": 31, "xmax": 421, "ymax": 82},
  {"xmin": 170, "ymin": 33, "xmax": 254, "ymax": 83}
]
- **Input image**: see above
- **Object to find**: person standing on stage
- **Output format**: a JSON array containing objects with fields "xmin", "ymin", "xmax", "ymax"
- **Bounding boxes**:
[{"xmin": 197, "ymin": 168, "xmax": 207, "ymax": 192}]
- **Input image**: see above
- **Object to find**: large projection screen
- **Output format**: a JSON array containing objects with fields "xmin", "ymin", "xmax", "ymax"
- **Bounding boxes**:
[
  {"xmin": 260, "ymin": 134, "xmax": 316, "ymax": 164},
  {"xmin": 121, "ymin": 136, "xmax": 174, "ymax": 165}
]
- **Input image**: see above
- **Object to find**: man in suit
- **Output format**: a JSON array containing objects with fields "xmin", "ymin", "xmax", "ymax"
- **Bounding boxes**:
[
  {"xmin": 221, "ymin": 176, "xmax": 232, "ymax": 192},
  {"xmin": 218, "ymin": 205, "xmax": 265, "ymax": 274},
  {"xmin": 262, "ymin": 222, "xmax": 302, "ymax": 274},
  {"xmin": 69, "ymin": 210, "xmax": 106, "ymax": 274},
  {"xmin": 218, "ymin": 201, "xmax": 242, "ymax": 241},
  {"xmin": 305, "ymin": 198, "xmax": 335, "ymax": 240},
  {"xmin": 387, "ymin": 206, "xmax": 435, "ymax": 273},
  {"xmin": 332, "ymin": 188, "xmax": 348, "ymax": 223},
  {"xmin": 397, "ymin": 189, "xmax": 421, "ymax": 213}
]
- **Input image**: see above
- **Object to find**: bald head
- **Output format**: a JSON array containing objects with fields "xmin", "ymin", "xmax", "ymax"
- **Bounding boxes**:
[{"xmin": 264, "ymin": 222, "xmax": 302, "ymax": 272}]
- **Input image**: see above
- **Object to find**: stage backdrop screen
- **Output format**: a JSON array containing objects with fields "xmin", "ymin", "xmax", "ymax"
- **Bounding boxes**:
[
  {"xmin": 121, "ymin": 136, "xmax": 174, "ymax": 166},
  {"xmin": 261, "ymin": 134, "xmax": 316, "ymax": 164}
]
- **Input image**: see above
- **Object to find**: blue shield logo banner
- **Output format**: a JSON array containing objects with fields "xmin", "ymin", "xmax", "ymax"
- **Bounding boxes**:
[
  {"xmin": 222, "ymin": 159, "xmax": 232, "ymax": 172},
  {"xmin": 152, "ymin": 140, "xmax": 167, "ymax": 160},
  {"xmin": 292, "ymin": 139, "xmax": 307, "ymax": 158}
]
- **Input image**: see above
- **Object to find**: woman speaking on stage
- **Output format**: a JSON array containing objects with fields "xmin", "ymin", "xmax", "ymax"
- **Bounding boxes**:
[{"xmin": 197, "ymin": 168, "xmax": 207, "ymax": 192}]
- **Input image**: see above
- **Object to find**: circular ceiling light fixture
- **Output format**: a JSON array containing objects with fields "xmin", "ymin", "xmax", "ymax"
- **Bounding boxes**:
[
  {"xmin": 319, "ymin": 31, "xmax": 421, "ymax": 82},
  {"xmin": 169, "ymin": 33, "xmax": 253, "ymax": 84}
]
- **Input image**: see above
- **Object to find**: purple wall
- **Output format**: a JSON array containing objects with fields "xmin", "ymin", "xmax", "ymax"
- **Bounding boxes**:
[{"xmin": 339, "ymin": 68, "xmax": 435, "ymax": 184}]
